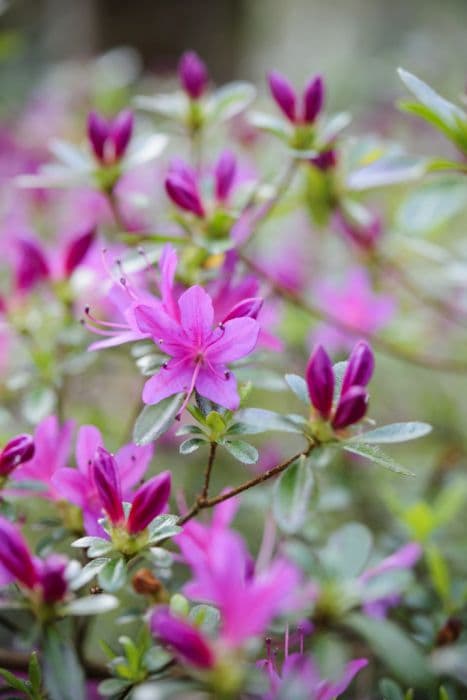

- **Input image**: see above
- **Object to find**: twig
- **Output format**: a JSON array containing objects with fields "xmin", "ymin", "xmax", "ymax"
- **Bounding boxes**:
[
  {"xmin": 239, "ymin": 252, "xmax": 467, "ymax": 374},
  {"xmin": 201, "ymin": 442, "xmax": 217, "ymax": 501},
  {"xmin": 178, "ymin": 445, "xmax": 312, "ymax": 526}
]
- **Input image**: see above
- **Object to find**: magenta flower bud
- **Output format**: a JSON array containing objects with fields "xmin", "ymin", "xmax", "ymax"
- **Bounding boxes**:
[
  {"xmin": 126, "ymin": 471, "xmax": 171, "ymax": 534},
  {"xmin": 306, "ymin": 345, "xmax": 334, "ymax": 419},
  {"xmin": 214, "ymin": 150, "xmax": 236, "ymax": 202},
  {"xmin": 222, "ymin": 297, "xmax": 263, "ymax": 323},
  {"xmin": 110, "ymin": 109, "xmax": 134, "ymax": 160},
  {"xmin": 0, "ymin": 434, "xmax": 35, "ymax": 477},
  {"xmin": 0, "ymin": 517, "xmax": 38, "ymax": 589},
  {"xmin": 37, "ymin": 555, "xmax": 68, "ymax": 604},
  {"xmin": 92, "ymin": 447, "xmax": 125, "ymax": 526},
  {"xmin": 15, "ymin": 238, "xmax": 50, "ymax": 292},
  {"xmin": 63, "ymin": 228, "xmax": 95, "ymax": 277},
  {"xmin": 341, "ymin": 341, "xmax": 375, "ymax": 395},
  {"xmin": 303, "ymin": 75, "xmax": 324, "ymax": 123},
  {"xmin": 268, "ymin": 71, "xmax": 297, "ymax": 122},
  {"xmin": 178, "ymin": 51, "xmax": 208, "ymax": 99},
  {"xmin": 150, "ymin": 607, "xmax": 215, "ymax": 669},
  {"xmin": 87, "ymin": 111, "xmax": 109, "ymax": 162},
  {"xmin": 165, "ymin": 160, "xmax": 205, "ymax": 217},
  {"xmin": 310, "ymin": 148, "xmax": 337, "ymax": 171},
  {"xmin": 332, "ymin": 386, "xmax": 368, "ymax": 430}
]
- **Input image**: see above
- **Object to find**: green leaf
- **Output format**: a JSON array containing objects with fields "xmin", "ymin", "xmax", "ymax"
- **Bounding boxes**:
[
  {"xmin": 98, "ymin": 678, "xmax": 133, "ymax": 696},
  {"xmin": 273, "ymin": 456, "xmax": 314, "ymax": 534},
  {"xmin": 63, "ymin": 594, "xmax": 119, "ymax": 616},
  {"xmin": 397, "ymin": 178, "xmax": 467, "ymax": 235},
  {"xmin": 347, "ymin": 154, "xmax": 425, "ymax": 190},
  {"xmin": 207, "ymin": 81, "xmax": 257, "ymax": 122},
  {"xmin": 98, "ymin": 558, "xmax": 128, "ymax": 593},
  {"xmin": 43, "ymin": 626, "xmax": 86, "ymax": 700},
  {"xmin": 380, "ymin": 678, "xmax": 405, "ymax": 700},
  {"xmin": 351, "ymin": 422, "xmax": 432, "ymax": 444},
  {"xmin": 319, "ymin": 522, "xmax": 373, "ymax": 578},
  {"xmin": 284, "ymin": 373, "xmax": 309, "ymax": 405},
  {"xmin": 28, "ymin": 651, "xmax": 42, "ymax": 692},
  {"xmin": 432, "ymin": 645, "xmax": 467, "ymax": 685},
  {"xmin": 221, "ymin": 439, "xmax": 259, "ymax": 464},
  {"xmin": 425, "ymin": 544, "xmax": 451, "ymax": 603},
  {"xmin": 205, "ymin": 411, "xmax": 226, "ymax": 436},
  {"xmin": 22, "ymin": 386, "xmax": 56, "ymax": 425},
  {"xmin": 189, "ymin": 605, "xmax": 221, "ymax": 635},
  {"xmin": 345, "ymin": 613, "xmax": 434, "ymax": 686},
  {"xmin": 133, "ymin": 394, "xmax": 184, "ymax": 445},
  {"xmin": 343, "ymin": 443, "xmax": 414, "ymax": 476},
  {"xmin": 179, "ymin": 437, "xmax": 205, "ymax": 454},
  {"xmin": 0, "ymin": 668, "xmax": 30, "ymax": 693},
  {"xmin": 69, "ymin": 557, "xmax": 111, "ymax": 590},
  {"xmin": 398, "ymin": 68, "xmax": 467, "ymax": 133},
  {"xmin": 147, "ymin": 514, "xmax": 181, "ymax": 543},
  {"xmin": 249, "ymin": 111, "xmax": 292, "ymax": 140},
  {"xmin": 235, "ymin": 408, "xmax": 304, "ymax": 435}
]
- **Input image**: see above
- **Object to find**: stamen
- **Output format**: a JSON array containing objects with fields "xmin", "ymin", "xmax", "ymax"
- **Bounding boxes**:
[{"xmin": 176, "ymin": 359, "xmax": 202, "ymax": 418}]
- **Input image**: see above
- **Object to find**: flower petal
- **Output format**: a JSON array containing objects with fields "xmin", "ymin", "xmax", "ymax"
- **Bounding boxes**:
[
  {"xmin": 142, "ymin": 358, "xmax": 194, "ymax": 405},
  {"xmin": 196, "ymin": 365, "xmax": 239, "ymax": 410},
  {"xmin": 76, "ymin": 425, "xmax": 103, "ymax": 476},
  {"xmin": 205, "ymin": 317, "xmax": 259, "ymax": 363},
  {"xmin": 134, "ymin": 303, "xmax": 187, "ymax": 356},
  {"xmin": 178, "ymin": 285, "xmax": 214, "ymax": 347}
]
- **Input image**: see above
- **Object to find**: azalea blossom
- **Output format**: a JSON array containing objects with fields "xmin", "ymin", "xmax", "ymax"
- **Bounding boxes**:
[{"xmin": 268, "ymin": 71, "xmax": 324, "ymax": 124}]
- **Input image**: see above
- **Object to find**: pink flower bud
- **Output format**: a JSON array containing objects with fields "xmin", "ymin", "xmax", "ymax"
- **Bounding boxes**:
[
  {"xmin": 15, "ymin": 238, "xmax": 50, "ymax": 292},
  {"xmin": 109, "ymin": 109, "xmax": 134, "ymax": 160},
  {"xmin": 341, "ymin": 341, "xmax": 374, "ymax": 395},
  {"xmin": 0, "ymin": 434, "xmax": 35, "ymax": 477},
  {"xmin": 150, "ymin": 607, "xmax": 216, "ymax": 669},
  {"xmin": 165, "ymin": 159, "xmax": 205, "ymax": 217},
  {"xmin": 87, "ymin": 111, "xmax": 109, "ymax": 162},
  {"xmin": 303, "ymin": 75, "xmax": 324, "ymax": 123},
  {"xmin": 268, "ymin": 71, "xmax": 297, "ymax": 122},
  {"xmin": 214, "ymin": 150, "xmax": 237, "ymax": 202},
  {"xmin": 332, "ymin": 386, "xmax": 368, "ymax": 430},
  {"xmin": 178, "ymin": 51, "xmax": 208, "ymax": 99},
  {"xmin": 126, "ymin": 471, "xmax": 171, "ymax": 534},
  {"xmin": 0, "ymin": 517, "xmax": 38, "ymax": 589},
  {"xmin": 37, "ymin": 555, "xmax": 68, "ymax": 603},
  {"xmin": 222, "ymin": 297, "xmax": 263, "ymax": 322},
  {"xmin": 306, "ymin": 345, "xmax": 334, "ymax": 419},
  {"xmin": 310, "ymin": 149, "xmax": 337, "ymax": 171},
  {"xmin": 63, "ymin": 228, "xmax": 95, "ymax": 277},
  {"xmin": 92, "ymin": 447, "xmax": 125, "ymax": 526}
]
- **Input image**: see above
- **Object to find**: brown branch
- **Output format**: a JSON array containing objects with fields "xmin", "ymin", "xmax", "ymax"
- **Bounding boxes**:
[
  {"xmin": 201, "ymin": 442, "xmax": 217, "ymax": 501},
  {"xmin": 178, "ymin": 444, "xmax": 313, "ymax": 526},
  {"xmin": 239, "ymin": 252, "xmax": 467, "ymax": 374}
]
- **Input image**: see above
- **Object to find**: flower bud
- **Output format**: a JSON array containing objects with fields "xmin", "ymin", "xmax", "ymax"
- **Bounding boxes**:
[
  {"xmin": 268, "ymin": 71, "xmax": 297, "ymax": 122},
  {"xmin": 0, "ymin": 517, "xmax": 38, "ymax": 589},
  {"xmin": 214, "ymin": 150, "xmax": 236, "ymax": 202},
  {"xmin": 132, "ymin": 568, "xmax": 163, "ymax": 596},
  {"xmin": 332, "ymin": 385, "xmax": 368, "ymax": 430},
  {"xmin": 165, "ymin": 159, "xmax": 205, "ymax": 217},
  {"xmin": 222, "ymin": 297, "xmax": 263, "ymax": 323},
  {"xmin": 92, "ymin": 447, "xmax": 125, "ymax": 526},
  {"xmin": 87, "ymin": 111, "xmax": 109, "ymax": 162},
  {"xmin": 126, "ymin": 471, "xmax": 171, "ymax": 534},
  {"xmin": 37, "ymin": 555, "xmax": 68, "ymax": 604},
  {"xmin": 306, "ymin": 345, "xmax": 334, "ymax": 419},
  {"xmin": 0, "ymin": 434, "xmax": 35, "ymax": 477},
  {"xmin": 110, "ymin": 109, "xmax": 134, "ymax": 160},
  {"xmin": 341, "ymin": 341, "xmax": 374, "ymax": 395},
  {"xmin": 310, "ymin": 149, "xmax": 337, "ymax": 171},
  {"xmin": 63, "ymin": 228, "xmax": 95, "ymax": 277},
  {"xmin": 150, "ymin": 607, "xmax": 215, "ymax": 669},
  {"xmin": 303, "ymin": 75, "xmax": 324, "ymax": 123},
  {"xmin": 15, "ymin": 238, "xmax": 50, "ymax": 292},
  {"xmin": 178, "ymin": 51, "xmax": 208, "ymax": 99}
]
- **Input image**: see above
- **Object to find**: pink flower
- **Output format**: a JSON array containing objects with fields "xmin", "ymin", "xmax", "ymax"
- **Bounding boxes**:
[
  {"xmin": 268, "ymin": 71, "xmax": 324, "ymax": 124},
  {"xmin": 135, "ymin": 284, "xmax": 260, "ymax": 412},
  {"xmin": 51, "ymin": 425, "xmax": 153, "ymax": 535},
  {"xmin": 312, "ymin": 268, "xmax": 396, "ymax": 353},
  {"xmin": 87, "ymin": 109, "xmax": 134, "ymax": 165},
  {"xmin": 150, "ymin": 607, "xmax": 215, "ymax": 669},
  {"xmin": 306, "ymin": 341, "xmax": 374, "ymax": 430}
]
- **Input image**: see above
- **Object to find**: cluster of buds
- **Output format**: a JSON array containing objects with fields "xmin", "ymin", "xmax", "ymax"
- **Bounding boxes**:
[
  {"xmin": 0, "ymin": 517, "xmax": 68, "ymax": 613},
  {"xmin": 92, "ymin": 447, "xmax": 171, "ymax": 555},
  {"xmin": 87, "ymin": 109, "xmax": 134, "ymax": 166},
  {"xmin": 306, "ymin": 340, "xmax": 374, "ymax": 438},
  {"xmin": 268, "ymin": 71, "xmax": 324, "ymax": 125},
  {"xmin": 0, "ymin": 433, "xmax": 34, "ymax": 485}
]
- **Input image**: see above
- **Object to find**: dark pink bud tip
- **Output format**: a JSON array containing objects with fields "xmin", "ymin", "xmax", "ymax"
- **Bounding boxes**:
[
  {"xmin": 268, "ymin": 71, "xmax": 297, "ymax": 122},
  {"xmin": 303, "ymin": 75, "xmax": 324, "ymax": 123},
  {"xmin": 332, "ymin": 386, "xmax": 368, "ymax": 430},
  {"xmin": 37, "ymin": 555, "xmax": 68, "ymax": 603},
  {"xmin": 0, "ymin": 516, "xmax": 38, "ymax": 589},
  {"xmin": 150, "ymin": 607, "xmax": 215, "ymax": 669},
  {"xmin": 165, "ymin": 161, "xmax": 205, "ymax": 217},
  {"xmin": 178, "ymin": 51, "xmax": 208, "ymax": 99},
  {"xmin": 306, "ymin": 345, "xmax": 334, "ymax": 419},
  {"xmin": 63, "ymin": 228, "xmax": 95, "ymax": 277},
  {"xmin": 127, "ymin": 471, "xmax": 171, "ymax": 534},
  {"xmin": 214, "ymin": 150, "xmax": 237, "ymax": 202},
  {"xmin": 341, "ymin": 341, "xmax": 375, "ymax": 395},
  {"xmin": 0, "ymin": 434, "xmax": 35, "ymax": 477},
  {"xmin": 222, "ymin": 297, "xmax": 263, "ymax": 322},
  {"xmin": 310, "ymin": 149, "xmax": 337, "ymax": 171},
  {"xmin": 92, "ymin": 447, "xmax": 125, "ymax": 526},
  {"xmin": 110, "ymin": 109, "xmax": 134, "ymax": 159},
  {"xmin": 87, "ymin": 111, "xmax": 109, "ymax": 162},
  {"xmin": 15, "ymin": 238, "xmax": 50, "ymax": 292}
]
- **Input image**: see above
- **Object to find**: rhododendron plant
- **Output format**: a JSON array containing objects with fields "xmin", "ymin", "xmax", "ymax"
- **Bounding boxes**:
[{"xmin": 1, "ymin": 36, "xmax": 466, "ymax": 700}]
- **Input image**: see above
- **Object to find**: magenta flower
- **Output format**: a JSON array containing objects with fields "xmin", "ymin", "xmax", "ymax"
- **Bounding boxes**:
[
  {"xmin": 214, "ymin": 150, "xmax": 237, "ymax": 203},
  {"xmin": 180, "ymin": 525, "xmax": 300, "ymax": 646},
  {"xmin": 268, "ymin": 71, "xmax": 324, "ymax": 124},
  {"xmin": 90, "ymin": 446, "xmax": 171, "ymax": 534},
  {"xmin": 51, "ymin": 425, "xmax": 153, "ymax": 535},
  {"xmin": 165, "ymin": 158, "xmax": 205, "ymax": 217},
  {"xmin": 87, "ymin": 109, "xmax": 134, "ymax": 165},
  {"xmin": 178, "ymin": 51, "xmax": 208, "ymax": 99},
  {"xmin": 312, "ymin": 268, "xmax": 396, "ymax": 353},
  {"xmin": 0, "ymin": 433, "xmax": 35, "ymax": 478},
  {"xmin": 13, "ymin": 416, "xmax": 74, "ymax": 499},
  {"xmin": 0, "ymin": 517, "xmax": 68, "ymax": 604},
  {"xmin": 150, "ymin": 607, "xmax": 215, "ymax": 669},
  {"xmin": 135, "ymin": 284, "xmax": 260, "ymax": 411},
  {"xmin": 306, "ymin": 341, "xmax": 374, "ymax": 430}
]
